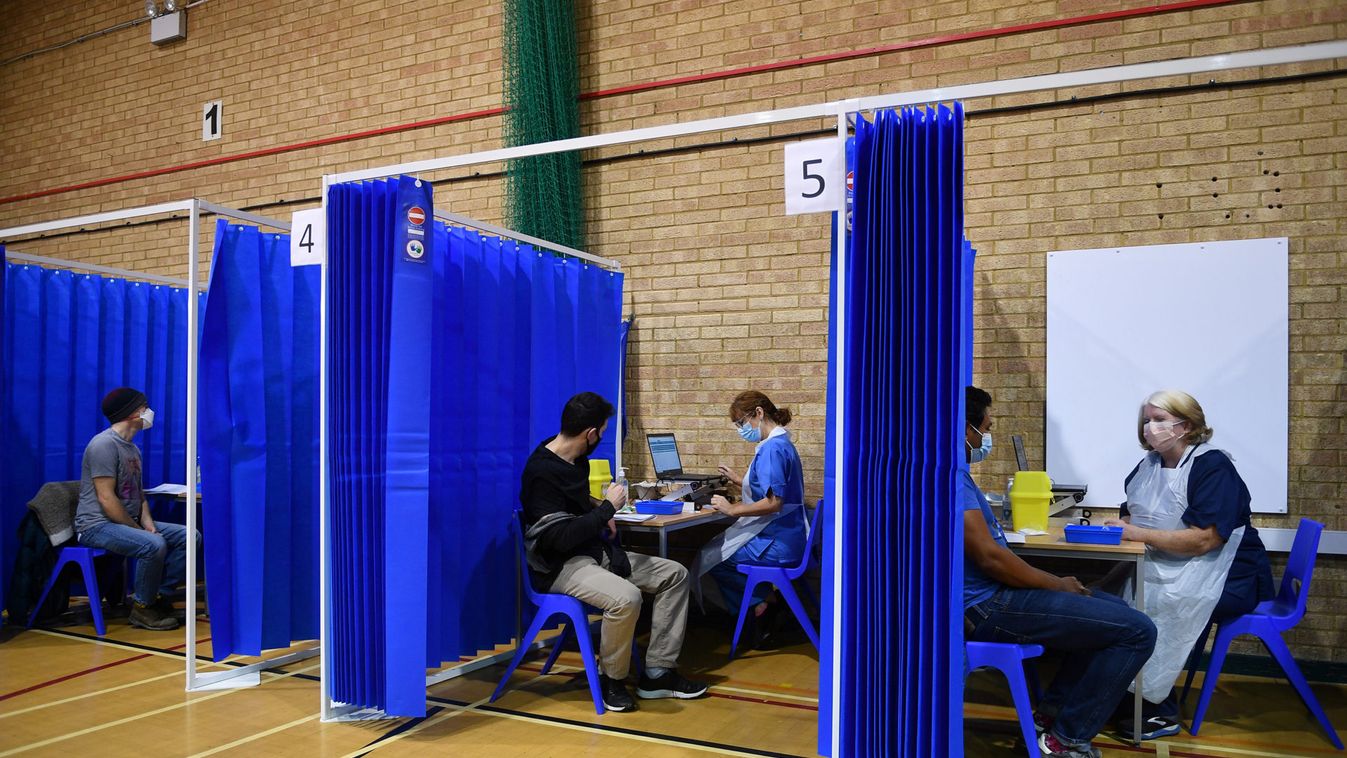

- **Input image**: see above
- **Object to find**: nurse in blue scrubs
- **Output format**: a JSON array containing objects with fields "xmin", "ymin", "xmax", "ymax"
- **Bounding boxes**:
[{"xmin": 699, "ymin": 390, "xmax": 808, "ymax": 644}]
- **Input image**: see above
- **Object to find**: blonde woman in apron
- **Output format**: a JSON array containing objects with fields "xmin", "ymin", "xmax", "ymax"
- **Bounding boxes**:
[
  {"xmin": 698, "ymin": 391, "xmax": 807, "ymax": 650},
  {"xmin": 1104, "ymin": 390, "xmax": 1274, "ymax": 740}
]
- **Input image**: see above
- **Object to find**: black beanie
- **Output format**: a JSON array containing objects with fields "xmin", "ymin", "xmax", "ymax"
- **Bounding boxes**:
[{"xmin": 102, "ymin": 387, "xmax": 147, "ymax": 423}]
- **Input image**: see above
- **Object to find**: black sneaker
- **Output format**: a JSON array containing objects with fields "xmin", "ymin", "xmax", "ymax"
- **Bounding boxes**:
[
  {"xmin": 1117, "ymin": 715, "xmax": 1181, "ymax": 740},
  {"xmin": 636, "ymin": 669, "xmax": 709, "ymax": 700},
  {"xmin": 599, "ymin": 674, "xmax": 637, "ymax": 712},
  {"xmin": 129, "ymin": 601, "xmax": 180, "ymax": 631},
  {"xmin": 1038, "ymin": 732, "xmax": 1101, "ymax": 758}
]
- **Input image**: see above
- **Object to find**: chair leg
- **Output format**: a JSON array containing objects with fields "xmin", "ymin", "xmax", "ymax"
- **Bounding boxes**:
[
  {"xmin": 1190, "ymin": 624, "xmax": 1236, "ymax": 735},
  {"xmin": 630, "ymin": 640, "xmax": 644, "ymax": 677},
  {"xmin": 1261, "ymin": 631, "xmax": 1345, "ymax": 749},
  {"xmin": 571, "ymin": 613, "xmax": 606, "ymax": 716},
  {"xmin": 27, "ymin": 553, "xmax": 72, "ymax": 628},
  {"xmin": 74, "ymin": 551, "xmax": 107, "ymax": 636},
  {"xmin": 729, "ymin": 576, "xmax": 766, "ymax": 660},
  {"xmin": 540, "ymin": 623, "xmax": 572, "ymax": 675},
  {"xmin": 1181, "ymin": 621, "xmax": 1213, "ymax": 705},
  {"xmin": 490, "ymin": 610, "xmax": 553, "ymax": 704},
  {"xmin": 777, "ymin": 579, "xmax": 819, "ymax": 650},
  {"xmin": 1003, "ymin": 665, "xmax": 1043, "ymax": 758}
]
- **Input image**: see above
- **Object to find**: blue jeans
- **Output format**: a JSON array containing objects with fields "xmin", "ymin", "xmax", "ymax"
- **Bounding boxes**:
[
  {"xmin": 967, "ymin": 588, "xmax": 1157, "ymax": 745},
  {"xmin": 79, "ymin": 521, "xmax": 199, "ymax": 606},
  {"xmin": 709, "ymin": 537, "xmax": 801, "ymax": 612}
]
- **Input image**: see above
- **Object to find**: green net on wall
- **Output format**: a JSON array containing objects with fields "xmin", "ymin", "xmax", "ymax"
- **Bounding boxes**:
[{"xmin": 503, "ymin": 0, "xmax": 585, "ymax": 251}]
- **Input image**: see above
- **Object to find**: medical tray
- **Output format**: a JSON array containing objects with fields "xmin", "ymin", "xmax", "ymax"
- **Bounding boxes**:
[
  {"xmin": 1063, "ymin": 524, "xmax": 1123, "ymax": 545},
  {"xmin": 634, "ymin": 500, "xmax": 684, "ymax": 515}
]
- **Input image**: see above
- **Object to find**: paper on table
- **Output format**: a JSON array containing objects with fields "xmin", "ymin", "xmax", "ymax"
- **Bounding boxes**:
[
  {"xmin": 1003, "ymin": 531, "xmax": 1027, "ymax": 544},
  {"xmin": 145, "ymin": 483, "xmax": 188, "ymax": 495},
  {"xmin": 614, "ymin": 513, "xmax": 655, "ymax": 523},
  {"xmin": 1016, "ymin": 528, "xmax": 1048, "ymax": 536}
]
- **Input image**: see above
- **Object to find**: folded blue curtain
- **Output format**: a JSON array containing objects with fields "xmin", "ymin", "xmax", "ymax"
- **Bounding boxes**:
[
  {"xmin": 836, "ymin": 105, "xmax": 969, "ymax": 757},
  {"xmin": 198, "ymin": 220, "xmax": 320, "ymax": 660},
  {"xmin": 1, "ymin": 255, "xmax": 202, "ymax": 621},
  {"xmin": 328, "ymin": 178, "xmax": 622, "ymax": 717}
]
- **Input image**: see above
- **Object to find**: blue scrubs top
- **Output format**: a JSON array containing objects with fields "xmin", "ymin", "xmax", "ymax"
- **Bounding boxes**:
[
  {"xmin": 740, "ymin": 431, "xmax": 807, "ymax": 563},
  {"xmin": 1122, "ymin": 449, "xmax": 1274, "ymax": 618},
  {"xmin": 961, "ymin": 468, "xmax": 1007, "ymax": 608}
]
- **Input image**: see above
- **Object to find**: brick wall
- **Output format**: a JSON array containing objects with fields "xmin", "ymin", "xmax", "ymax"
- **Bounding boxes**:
[{"xmin": 2, "ymin": 0, "xmax": 1345, "ymax": 660}]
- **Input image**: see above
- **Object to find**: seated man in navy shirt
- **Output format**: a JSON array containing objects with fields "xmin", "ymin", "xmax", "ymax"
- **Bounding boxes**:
[{"xmin": 963, "ymin": 386, "xmax": 1157, "ymax": 758}]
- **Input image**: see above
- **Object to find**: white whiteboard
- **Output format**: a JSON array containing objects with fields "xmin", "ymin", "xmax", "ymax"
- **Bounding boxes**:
[{"xmin": 1046, "ymin": 238, "xmax": 1288, "ymax": 513}]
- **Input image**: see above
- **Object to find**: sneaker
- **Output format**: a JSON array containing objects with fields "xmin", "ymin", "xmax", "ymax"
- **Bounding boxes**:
[
  {"xmin": 129, "ymin": 601, "xmax": 180, "ymax": 631},
  {"xmin": 636, "ymin": 669, "xmax": 709, "ymax": 700},
  {"xmin": 1117, "ymin": 714, "xmax": 1181, "ymax": 740},
  {"xmin": 1033, "ymin": 711, "xmax": 1054, "ymax": 735},
  {"xmin": 599, "ymin": 674, "xmax": 637, "ymax": 712},
  {"xmin": 1038, "ymin": 732, "xmax": 1101, "ymax": 758}
]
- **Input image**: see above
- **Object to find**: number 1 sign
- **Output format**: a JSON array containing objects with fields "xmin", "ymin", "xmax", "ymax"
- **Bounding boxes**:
[{"xmin": 783, "ymin": 138, "xmax": 843, "ymax": 215}]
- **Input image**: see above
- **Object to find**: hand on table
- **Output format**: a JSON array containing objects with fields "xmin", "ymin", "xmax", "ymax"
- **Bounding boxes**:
[
  {"xmin": 1102, "ymin": 518, "xmax": 1141, "ymax": 543},
  {"xmin": 707, "ymin": 495, "xmax": 734, "ymax": 516}
]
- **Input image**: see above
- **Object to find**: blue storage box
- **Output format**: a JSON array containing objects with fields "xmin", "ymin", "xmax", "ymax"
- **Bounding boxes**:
[
  {"xmin": 1064, "ymin": 524, "xmax": 1124, "ymax": 545},
  {"xmin": 634, "ymin": 500, "xmax": 684, "ymax": 515}
]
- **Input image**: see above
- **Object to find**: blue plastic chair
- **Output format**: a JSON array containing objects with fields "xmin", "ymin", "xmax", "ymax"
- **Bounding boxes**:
[
  {"xmin": 966, "ymin": 641, "xmax": 1044, "ymax": 758},
  {"xmin": 491, "ymin": 512, "xmax": 628, "ymax": 715},
  {"xmin": 1183, "ymin": 518, "xmax": 1342, "ymax": 749},
  {"xmin": 729, "ymin": 499, "xmax": 825, "ymax": 659},
  {"xmin": 27, "ymin": 546, "xmax": 111, "ymax": 635}
]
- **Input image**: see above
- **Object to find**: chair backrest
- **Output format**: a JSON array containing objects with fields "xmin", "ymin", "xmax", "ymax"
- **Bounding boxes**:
[
  {"xmin": 510, "ymin": 508, "xmax": 547, "ymax": 604},
  {"xmin": 1279, "ymin": 517, "xmax": 1324, "ymax": 620},
  {"xmin": 788, "ymin": 498, "xmax": 826, "ymax": 576}
]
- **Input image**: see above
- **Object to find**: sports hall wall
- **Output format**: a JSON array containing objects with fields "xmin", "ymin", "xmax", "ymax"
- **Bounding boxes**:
[{"xmin": 1, "ymin": 0, "xmax": 1344, "ymax": 662}]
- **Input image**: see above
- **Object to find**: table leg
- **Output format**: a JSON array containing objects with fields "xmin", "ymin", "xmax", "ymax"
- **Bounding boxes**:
[
  {"xmin": 659, "ymin": 530, "xmax": 668, "ymax": 560},
  {"xmin": 1133, "ymin": 553, "xmax": 1145, "ymax": 745}
]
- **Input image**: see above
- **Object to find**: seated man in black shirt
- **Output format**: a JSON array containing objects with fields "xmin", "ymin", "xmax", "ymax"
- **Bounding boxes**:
[{"xmin": 520, "ymin": 392, "xmax": 707, "ymax": 712}]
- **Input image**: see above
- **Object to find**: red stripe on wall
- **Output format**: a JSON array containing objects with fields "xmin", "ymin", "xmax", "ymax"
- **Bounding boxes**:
[{"xmin": 0, "ymin": 0, "xmax": 1253, "ymax": 207}]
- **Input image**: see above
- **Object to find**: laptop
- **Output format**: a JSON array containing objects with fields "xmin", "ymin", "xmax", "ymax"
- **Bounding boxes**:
[{"xmin": 646, "ymin": 433, "xmax": 721, "ymax": 483}]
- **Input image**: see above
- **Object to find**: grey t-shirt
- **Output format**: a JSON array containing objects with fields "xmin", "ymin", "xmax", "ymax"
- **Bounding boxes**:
[{"xmin": 75, "ymin": 427, "xmax": 144, "ymax": 534}]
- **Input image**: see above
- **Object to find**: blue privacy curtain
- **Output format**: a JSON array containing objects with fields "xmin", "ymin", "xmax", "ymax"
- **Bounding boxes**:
[
  {"xmin": 1, "ymin": 255, "xmax": 202, "ymax": 620},
  {"xmin": 328, "ymin": 177, "xmax": 622, "ymax": 717},
  {"xmin": 199, "ymin": 220, "xmax": 320, "ymax": 660},
  {"xmin": 835, "ymin": 105, "xmax": 969, "ymax": 757}
]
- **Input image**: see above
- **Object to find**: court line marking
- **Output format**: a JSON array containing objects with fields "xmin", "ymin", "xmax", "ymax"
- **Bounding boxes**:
[
  {"xmin": 0, "ymin": 670, "xmax": 183, "ymax": 718},
  {"xmin": 187, "ymin": 713, "xmax": 318, "ymax": 758},
  {"xmin": 343, "ymin": 696, "xmax": 491, "ymax": 758},
  {"xmin": 0, "ymin": 663, "xmax": 320, "ymax": 757}
]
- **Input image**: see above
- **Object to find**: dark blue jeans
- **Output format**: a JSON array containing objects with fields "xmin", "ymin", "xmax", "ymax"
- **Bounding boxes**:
[
  {"xmin": 79, "ymin": 521, "xmax": 198, "ymax": 606},
  {"xmin": 967, "ymin": 587, "xmax": 1157, "ymax": 745}
]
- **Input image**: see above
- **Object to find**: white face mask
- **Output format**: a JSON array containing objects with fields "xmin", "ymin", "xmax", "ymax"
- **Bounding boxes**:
[
  {"xmin": 139, "ymin": 407, "xmax": 155, "ymax": 430},
  {"xmin": 1143, "ymin": 419, "xmax": 1183, "ymax": 451}
]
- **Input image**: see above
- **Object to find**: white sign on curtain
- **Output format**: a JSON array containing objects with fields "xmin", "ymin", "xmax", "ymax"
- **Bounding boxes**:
[{"xmin": 290, "ymin": 208, "xmax": 325, "ymax": 267}]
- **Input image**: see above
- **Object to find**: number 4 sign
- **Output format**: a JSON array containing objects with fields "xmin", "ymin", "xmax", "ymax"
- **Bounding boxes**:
[
  {"xmin": 290, "ymin": 208, "xmax": 326, "ymax": 266},
  {"xmin": 783, "ymin": 138, "xmax": 844, "ymax": 215}
]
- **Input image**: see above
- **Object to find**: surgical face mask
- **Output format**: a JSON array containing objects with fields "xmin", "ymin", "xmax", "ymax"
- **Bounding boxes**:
[
  {"xmin": 1143, "ymin": 419, "xmax": 1183, "ymax": 451},
  {"xmin": 736, "ymin": 417, "xmax": 762, "ymax": 443},
  {"xmin": 139, "ymin": 408, "xmax": 155, "ymax": 430},
  {"xmin": 967, "ymin": 423, "xmax": 992, "ymax": 463},
  {"xmin": 586, "ymin": 430, "xmax": 601, "ymax": 456}
]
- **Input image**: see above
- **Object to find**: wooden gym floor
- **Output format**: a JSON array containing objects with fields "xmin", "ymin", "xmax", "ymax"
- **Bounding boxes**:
[{"xmin": 1, "ymin": 602, "xmax": 1344, "ymax": 757}]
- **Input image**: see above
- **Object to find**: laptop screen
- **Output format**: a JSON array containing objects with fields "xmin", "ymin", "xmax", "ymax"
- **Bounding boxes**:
[{"xmin": 647, "ymin": 433, "xmax": 683, "ymax": 477}]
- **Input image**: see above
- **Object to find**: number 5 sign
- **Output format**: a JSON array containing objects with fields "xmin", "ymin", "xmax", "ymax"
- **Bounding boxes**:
[
  {"xmin": 290, "ymin": 208, "xmax": 326, "ymax": 266},
  {"xmin": 783, "ymin": 138, "xmax": 844, "ymax": 215}
]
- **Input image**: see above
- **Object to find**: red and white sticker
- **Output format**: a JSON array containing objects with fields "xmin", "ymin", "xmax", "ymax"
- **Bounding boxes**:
[{"xmin": 407, "ymin": 206, "xmax": 426, "ymax": 226}]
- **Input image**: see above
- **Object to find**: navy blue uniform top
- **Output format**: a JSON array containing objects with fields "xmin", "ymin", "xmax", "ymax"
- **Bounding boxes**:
[{"xmin": 1122, "ymin": 449, "xmax": 1274, "ymax": 619}]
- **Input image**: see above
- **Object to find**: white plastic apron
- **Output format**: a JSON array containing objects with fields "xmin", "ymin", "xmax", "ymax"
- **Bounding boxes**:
[
  {"xmin": 1125, "ymin": 443, "xmax": 1244, "ymax": 701},
  {"xmin": 695, "ymin": 426, "xmax": 801, "ymax": 581}
]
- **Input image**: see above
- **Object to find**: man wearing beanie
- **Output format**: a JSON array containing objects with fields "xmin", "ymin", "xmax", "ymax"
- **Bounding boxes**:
[{"xmin": 74, "ymin": 387, "xmax": 199, "ymax": 631}]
